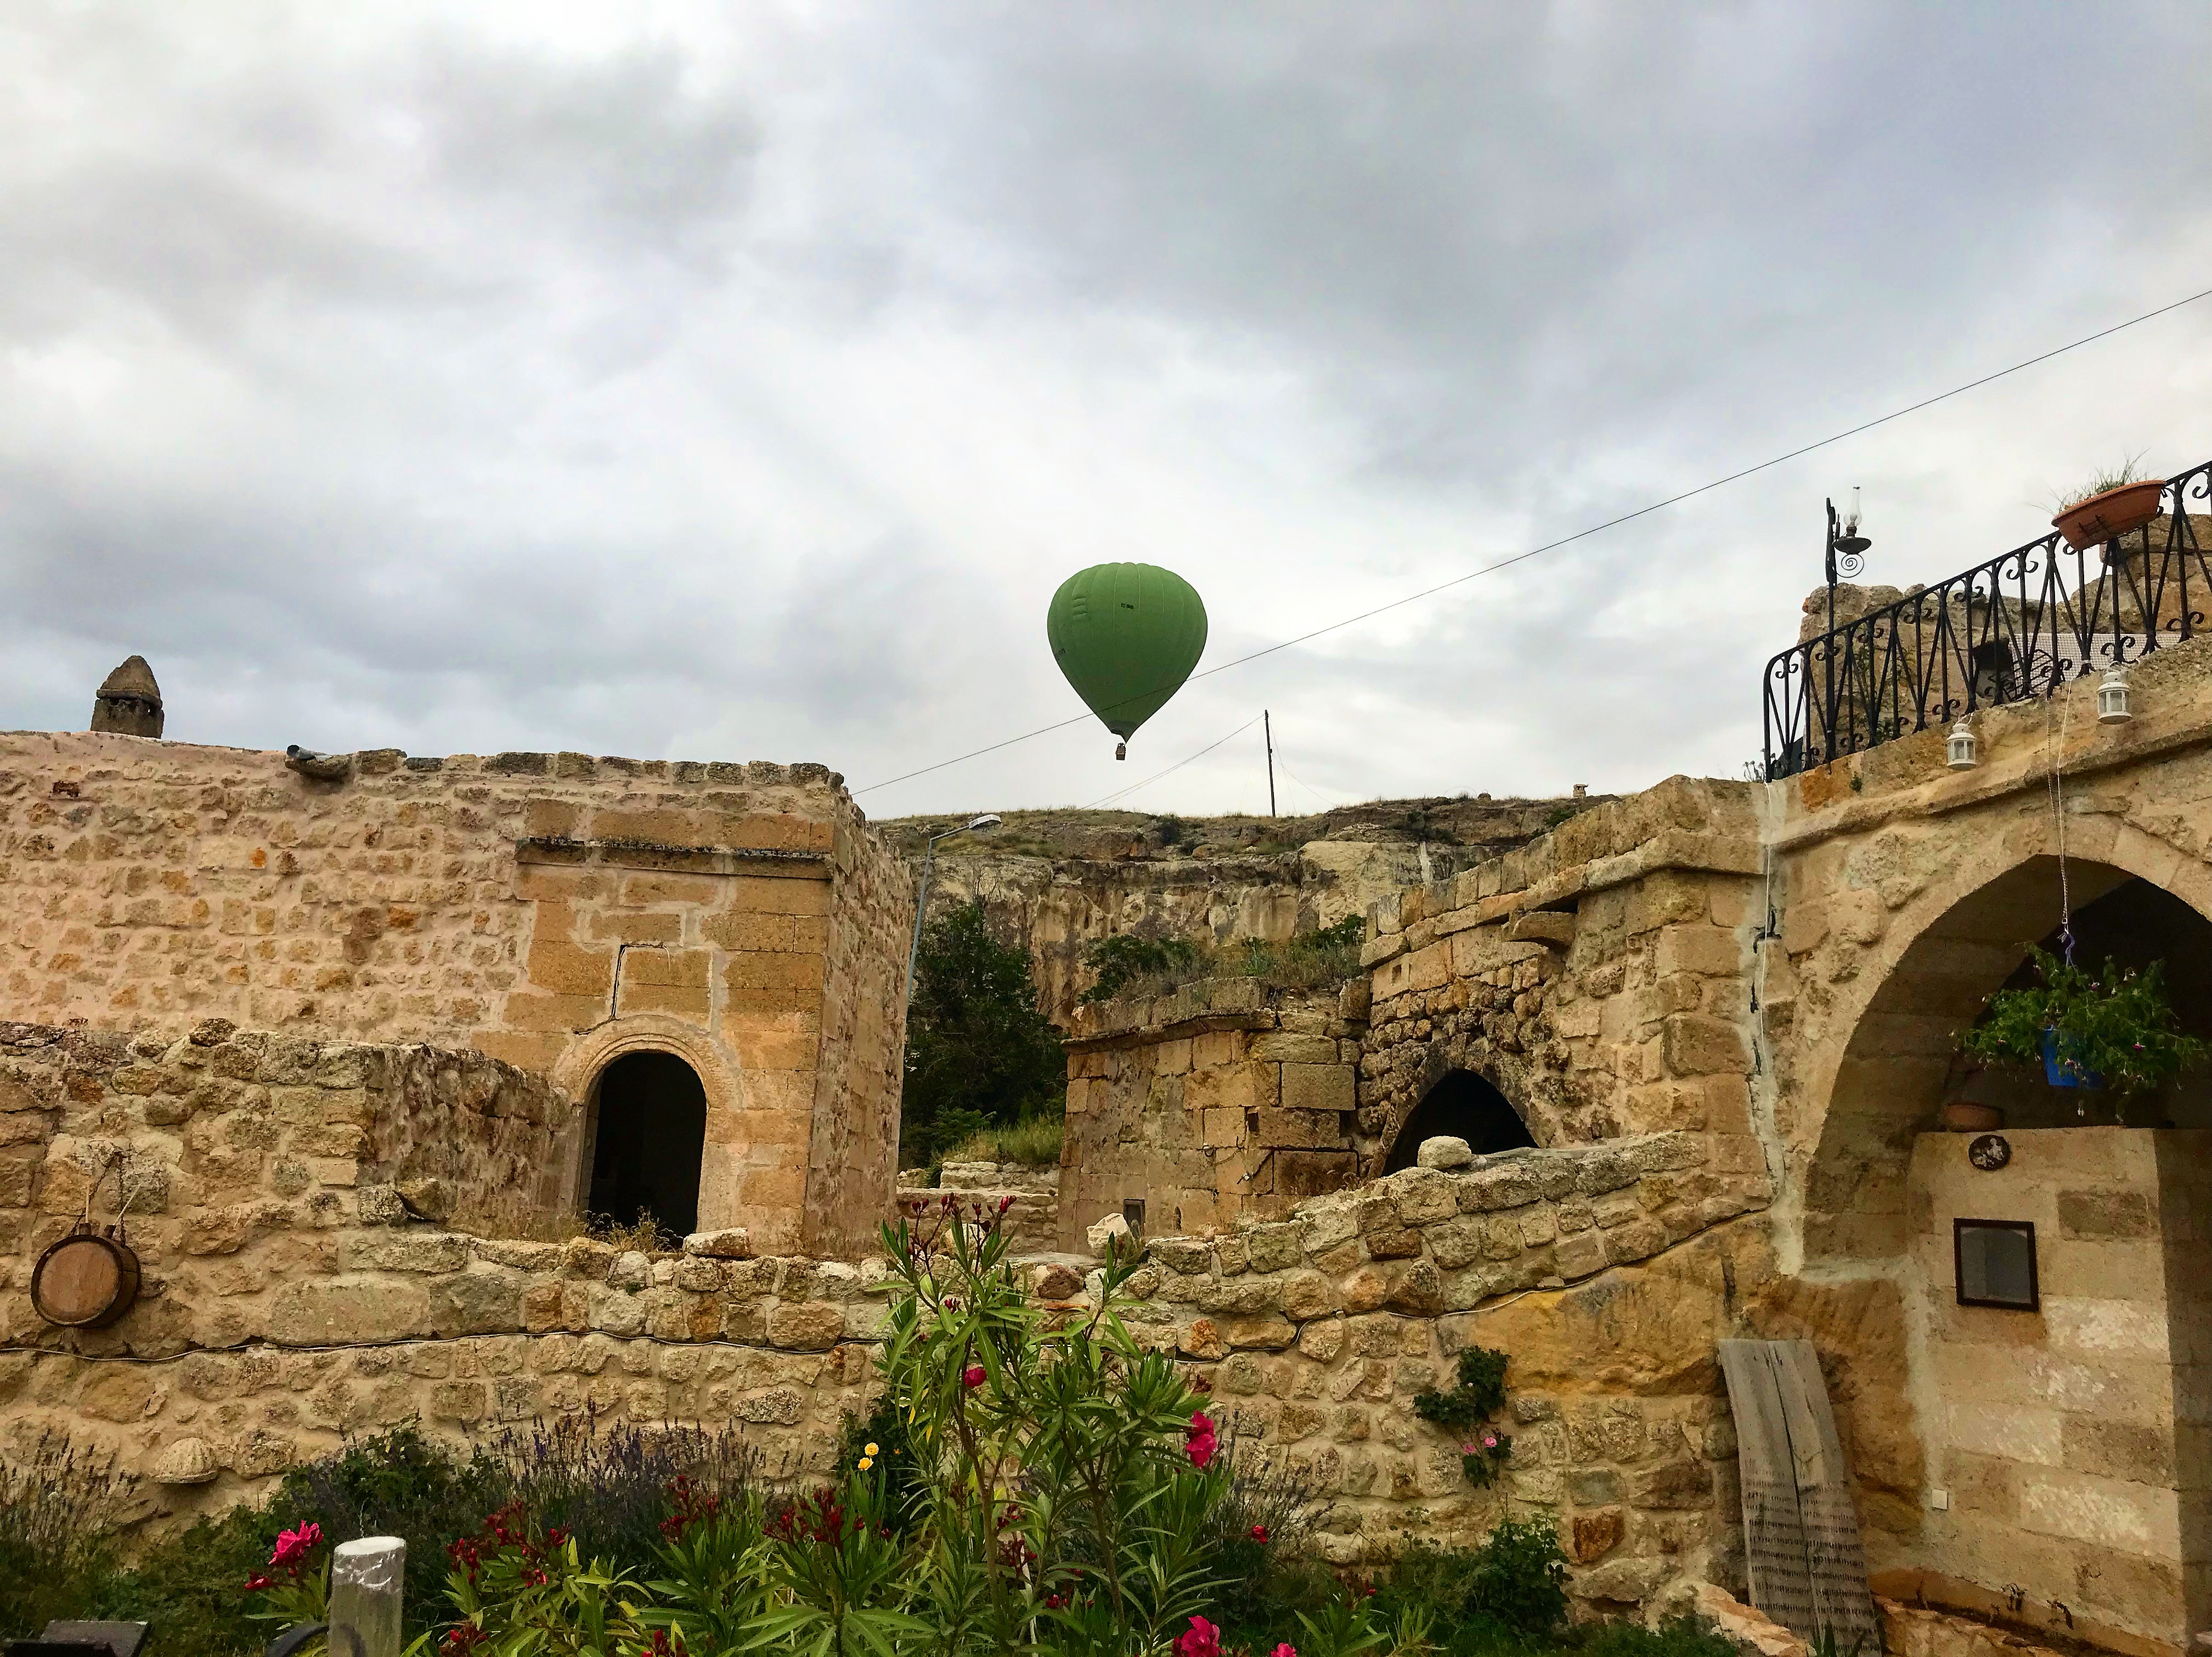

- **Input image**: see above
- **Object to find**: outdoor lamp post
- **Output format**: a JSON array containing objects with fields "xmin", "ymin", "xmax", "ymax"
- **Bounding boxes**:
[
  {"xmin": 1820, "ymin": 488, "xmax": 1872, "ymax": 766},
  {"xmin": 905, "ymin": 814, "xmax": 1003, "ymax": 1003}
]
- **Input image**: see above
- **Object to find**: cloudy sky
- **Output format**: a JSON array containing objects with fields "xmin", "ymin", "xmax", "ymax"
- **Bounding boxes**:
[{"xmin": 5, "ymin": 4, "xmax": 2209, "ymax": 818}]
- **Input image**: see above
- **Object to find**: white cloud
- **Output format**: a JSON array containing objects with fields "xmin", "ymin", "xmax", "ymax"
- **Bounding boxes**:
[{"xmin": 3, "ymin": 1, "xmax": 2209, "ymax": 818}]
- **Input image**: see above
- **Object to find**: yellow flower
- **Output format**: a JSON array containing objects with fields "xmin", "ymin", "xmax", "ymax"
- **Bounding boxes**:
[
  {"xmin": 865, "ymin": 1442, "xmax": 879, "ymax": 1457},
  {"xmin": 858, "ymin": 1456, "xmax": 874, "ymax": 1471}
]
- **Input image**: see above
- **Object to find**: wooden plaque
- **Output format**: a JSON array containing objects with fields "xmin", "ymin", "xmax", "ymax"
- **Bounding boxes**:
[{"xmin": 31, "ymin": 1228, "xmax": 142, "ymax": 1328}]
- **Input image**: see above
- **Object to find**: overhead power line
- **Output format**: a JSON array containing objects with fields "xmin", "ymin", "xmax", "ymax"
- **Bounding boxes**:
[
  {"xmin": 1084, "ymin": 714, "xmax": 1262, "ymax": 809},
  {"xmin": 854, "ymin": 284, "xmax": 2212, "ymax": 798}
]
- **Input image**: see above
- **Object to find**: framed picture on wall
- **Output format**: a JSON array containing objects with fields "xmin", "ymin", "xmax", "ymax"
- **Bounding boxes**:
[{"xmin": 1954, "ymin": 1218, "xmax": 2039, "ymax": 1311}]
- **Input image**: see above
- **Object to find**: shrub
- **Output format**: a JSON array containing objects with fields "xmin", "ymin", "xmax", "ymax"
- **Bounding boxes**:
[
  {"xmin": 1080, "ymin": 934, "xmax": 1203, "ymax": 1003},
  {"xmin": 1462, "ymin": 1518, "xmax": 1570, "ymax": 1637},
  {"xmin": 0, "ymin": 1432, "xmax": 137, "ymax": 1638},
  {"xmin": 1081, "ymin": 916, "xmax": 1366, "ymax": 1005},
  {"xmin": 1577, "ymin": 1615, "xmax": 1742, "ymax": 1657},
  {"xmin": 1372, "ymin": 1519, "xmax": 1570, "ymax": 1645}
]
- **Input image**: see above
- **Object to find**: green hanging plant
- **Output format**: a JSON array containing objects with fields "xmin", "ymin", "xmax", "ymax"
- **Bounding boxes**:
[
  {"xmin": 1957, "ymin": 947, "xmax": 2208, "ymax": 1099},
  {"xmin": 1412, "ymin": 1345, "xmax": 1514, "ymax": 1488}
]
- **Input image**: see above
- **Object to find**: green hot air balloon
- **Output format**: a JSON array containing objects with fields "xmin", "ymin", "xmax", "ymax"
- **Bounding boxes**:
[{"xmin": 1047, "ymin": 563, "xmax": 1209, "ymax": 760}]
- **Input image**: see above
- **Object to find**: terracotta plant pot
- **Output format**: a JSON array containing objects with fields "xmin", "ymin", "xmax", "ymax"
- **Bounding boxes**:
[
  {"xmin": 1940, "ymin": 1101, "xmax": 2003, "ymax": 1133},
  {"xmin": 2052, "ymin": 478, "xmax": 2166, "ymax": 551}
]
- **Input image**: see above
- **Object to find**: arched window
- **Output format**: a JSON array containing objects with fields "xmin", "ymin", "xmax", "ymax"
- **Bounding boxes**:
[
  {"xmin": 1384, "ymin": 1070, "xmax": 1537, "ymax": 1173},
  {"xmin": 585, "ymin": 1050, "xmax": 707, "ymax": 1239}
]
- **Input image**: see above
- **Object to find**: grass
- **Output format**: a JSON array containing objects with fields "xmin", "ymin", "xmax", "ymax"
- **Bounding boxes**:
[
  {"xmin": 1080, "ymin": 914, "xmax": 1366, "ymax": 1005},
  {"xmin": 945, "ymin": 1113, "xmax": 1064, "ymax": 1167},
  {"xmin": 2057, "ymin": 455, "xmax": 2155, "ymax": 510}
]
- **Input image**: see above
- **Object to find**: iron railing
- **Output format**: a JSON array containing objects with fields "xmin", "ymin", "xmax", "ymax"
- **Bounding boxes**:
[{"xmin": 1762, "ymin": 459, "xmax": 2212, "ymax": 779}]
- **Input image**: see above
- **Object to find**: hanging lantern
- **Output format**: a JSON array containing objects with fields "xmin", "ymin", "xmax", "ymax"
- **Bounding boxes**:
[
  {"xmin": 1946, "ymin": 719, "xmax": 1978, "ymax": 770},
  {"xmin": 2097, "ymin": 668, "xmax": 2132, "ymax": 725}
]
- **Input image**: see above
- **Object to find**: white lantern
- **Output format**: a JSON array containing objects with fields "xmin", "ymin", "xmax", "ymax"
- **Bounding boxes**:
[
  {"xmin": 2097, "ymin": 668, "xmax": 2132, "ymax": 725},
  {"xmin": 1946, "ymin": 719, "xmax": 1978, "ymax": 770}
]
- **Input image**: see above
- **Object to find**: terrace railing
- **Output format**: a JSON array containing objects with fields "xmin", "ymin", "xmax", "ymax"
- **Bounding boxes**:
[{"xmin": 1762, "ymin": 459, "xmax": 2212, "ymax": 780}]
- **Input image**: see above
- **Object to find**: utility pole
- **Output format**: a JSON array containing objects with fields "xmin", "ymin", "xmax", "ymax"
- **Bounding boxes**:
[{"xmin": 1263, "ymin": 710, "xmax": 1276, "ymax": 817}]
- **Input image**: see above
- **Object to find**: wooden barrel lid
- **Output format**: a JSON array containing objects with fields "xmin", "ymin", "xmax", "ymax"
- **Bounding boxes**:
[{"xmin": 32, "ymin": 1230, "xmax": 140, "ymax": 1327}]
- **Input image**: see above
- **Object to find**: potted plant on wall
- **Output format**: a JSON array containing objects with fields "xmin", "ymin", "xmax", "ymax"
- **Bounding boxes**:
[
  {"xmin": 2052, "ymin": 460, "xmax": 2168, "ymax": 552},
  {"xmin": 1956, "ymin": 946, "xmax": 2207, "ymax": 1117}
]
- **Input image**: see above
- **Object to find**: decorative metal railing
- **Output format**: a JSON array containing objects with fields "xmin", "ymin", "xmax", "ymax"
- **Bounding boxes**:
[{"xmin": 1762, "ymin": 459, "xmax": 2212, "ymax": 780}]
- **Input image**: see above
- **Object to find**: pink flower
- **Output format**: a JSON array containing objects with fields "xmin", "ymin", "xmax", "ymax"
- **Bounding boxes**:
[
  {"xmin": 963, "ymin": 1365, "xmax": 986, "ymax": 1388},
  {"xmin": 1185, "ymin": 1410, "xmax": 1217, "ymax": 1469},
  {"xmin": 269, "ymin": 1522, "xmax": 323, "ymax": 1570},
  {"xmin": 1176, "ymin": 1616, "xmax": 1222, "ymax": 1657},
  {"xmin": 1272, "ymin": 1645, "xmax": 1299, "ymax": 1657},
  {"xmin": 1460, "ymin": 1442, "xmax": 1478, "ymax": 1455}
]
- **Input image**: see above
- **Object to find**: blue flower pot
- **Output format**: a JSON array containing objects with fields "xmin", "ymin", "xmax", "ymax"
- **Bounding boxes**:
[{"xmin": 2042, "ymin": 1027, "xmax": 2102, "ymax": 1089}]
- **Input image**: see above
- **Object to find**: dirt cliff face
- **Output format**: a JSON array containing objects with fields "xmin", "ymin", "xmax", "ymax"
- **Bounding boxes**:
[{"xmin": 881, "ymin": 794, "xmax": 1604, "ymax": 1023}]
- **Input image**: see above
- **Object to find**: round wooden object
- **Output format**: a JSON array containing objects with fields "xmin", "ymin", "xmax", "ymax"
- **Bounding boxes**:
[{"xmin": 31, "ymin": 1229, "xmax": 142, "ymax": 1327}]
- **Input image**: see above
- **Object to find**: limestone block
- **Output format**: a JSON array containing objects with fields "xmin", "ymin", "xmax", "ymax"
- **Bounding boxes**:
[
  {"xmin": 269, "ymin": 1278, "xmax": 431, "ymax": 1345},
  {"xmin": 1555, "ymin": 1230, "xmax": 1607, "ymax": 1281},
  {"xmin": 684, "ymin": 1228, "xmax": 754, "ymax": 1260},
  {"xmin": 1244, "ymin": 1222, "xmax": 1305, "ymax": 1273},
  {"xmin": 151, "ymin": 1435, "xmax": 219, "ymax": 1485},
  {"xmin": 1570, "ymin": 1554, "xmax": 1673, "ymax": 1605},
  {"xmin": 346, "ymin": 1230, "xmax": 470, "ymax": 1274},
  {"xmin": 1150, "ymin": 1236, "xmax": 1213, "ymax": 1274},
  {"xmin": 1386, "ymin": 1168, "xmax": 1458, "ymax": 1224},
  {"xmin": 769, "ymin": 1301, "xmax": 845, "ymax": 1351},
  {"xmin": 1224, "ymin": 1314, "xmax": 1297, "ymax": 1350},
  {"xmin": 1417, "ymin": 1136, "xmax": 1475, "ymax": 1169},
  {"xmin": 1696, "ymin": 1585, "xmax": 1808, "ymax": 1657},
  {"xmin": 1660, "ymin": 1013, "xmax": 1749, "ymax": 1077}
]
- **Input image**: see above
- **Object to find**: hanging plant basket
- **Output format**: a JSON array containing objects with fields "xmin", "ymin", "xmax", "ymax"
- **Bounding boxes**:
[
  {"xmin": 2053, "ymin": 479, "xmax": 2166, "ymax": 552},
  {"xmin": 2040, "ymin": 1027, "xmax": 2102, "ymax": 1090},
  {"xmin": 1957, "ymin": 947, "xmax": 2203, "ymax": 1105}
]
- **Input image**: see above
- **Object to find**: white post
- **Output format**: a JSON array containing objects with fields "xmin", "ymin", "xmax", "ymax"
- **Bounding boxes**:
[{"xmin": 330, "ymin": 1535, "xmax": 406, "ymax": 1657}]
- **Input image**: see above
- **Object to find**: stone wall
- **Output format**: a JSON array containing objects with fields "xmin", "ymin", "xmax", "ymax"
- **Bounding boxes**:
[
  {"xmin": 1108, "ymin": 1130, "xmax": 1791, "ymax": 1611},
  {"xmin": 1356, "ymin": 776, "xmax": 1765, "ymax": 1166},
  {"xmin": 5, "ymin": 1076, "xmax": 1792, "ymax": 1622},
  {"xmin": 0, "ymin": 1019, "xmax": 577, "ymax": 1280},
  {"xmin": 1062, "ymin": 980, "xmax": 1370, "ymax": 1249},
  {"xmin": 0, "ymin": 732, "xmax": 911, "ymax": 1255},
  {"xmin": 1906, "ymin": 1128, "xmax": 2212, "ymax": 1647},
  {"xmin": 895, "ymin": 1162, "xmax": 1062, "ymax": 1257}
]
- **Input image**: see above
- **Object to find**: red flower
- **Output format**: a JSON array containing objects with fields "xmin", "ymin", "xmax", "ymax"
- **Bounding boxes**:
[
  {"xmin": 1272, "ymin": 1645, "xmax": 1299, "ymax": 1657},
  {"xmin": 1250, "ymin": 1524, "xmax": 1269, "ymax": 1543},
  {"xmin": 243, "ymin": 1574, "xmax": 274, "ymax": 1593},
  {"xmin": 269, "ymin": 1521, "xmax": 323, "ymax": 1571},
  {"xmin": 964, "ymin": 1365, "xmax": 986, "ymax": 1389},
  {"xmin": 1176, "ymin": 1615, "xmax": 1223, "ymax": 1657},
  {"xmin": 1185, "ymin": 1410, "xmax": 1217, "ymax": 1469}
]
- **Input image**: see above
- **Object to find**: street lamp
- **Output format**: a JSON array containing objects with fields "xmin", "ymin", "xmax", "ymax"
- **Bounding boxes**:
[
  {"xmin": 1819, "ymin": 488, "xmax": 1872, "ymax": 765},
  {"xmin": 905, "ymin": 813, "xmax": 1003, "ymax": 1003}
]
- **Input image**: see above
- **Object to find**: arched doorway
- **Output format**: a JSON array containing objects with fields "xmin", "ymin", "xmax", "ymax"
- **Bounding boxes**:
[
  {"xmin": 585, "ymin": 1050, "xmax": 707, "ymax": 1239},
  {"xmin": 1383, "ymin": 1069, "xmax": 1537, "ymax": 1173},
  {"xmin": 1797, "ymin": 852, "xmax": 2212, "ymax": 1644},
  {"xmin": 1802, "ymin": 856, "xmax": 2212, "ymax": 1266}
]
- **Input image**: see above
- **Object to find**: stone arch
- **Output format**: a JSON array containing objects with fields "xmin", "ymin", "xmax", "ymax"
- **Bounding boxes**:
[
  {"xmin": 1797, "ymin": 844, "xmax": 2212, "ymax": 1271},
  {"xmin": 1382, "ymin": 1068, "xmax": 1538, "ymax": 1173},
  {"xmin": 584, "ymin": 1050, "xmax": 708, "ymax": 1237},
  {"xmin": 551, "ymin": 1015, "xmax": 744, "ymax": 1235}
]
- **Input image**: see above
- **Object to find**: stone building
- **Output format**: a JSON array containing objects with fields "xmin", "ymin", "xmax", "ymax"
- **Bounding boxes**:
[{"xmin": 0, "ymin": 729, "xmax": 912, "ymax": 1256}]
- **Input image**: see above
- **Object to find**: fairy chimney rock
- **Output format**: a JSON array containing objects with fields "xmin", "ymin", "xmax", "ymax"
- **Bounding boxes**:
[{"xmin": 91, "ymin": 654, "xmax": 164, "ymax": 738}]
